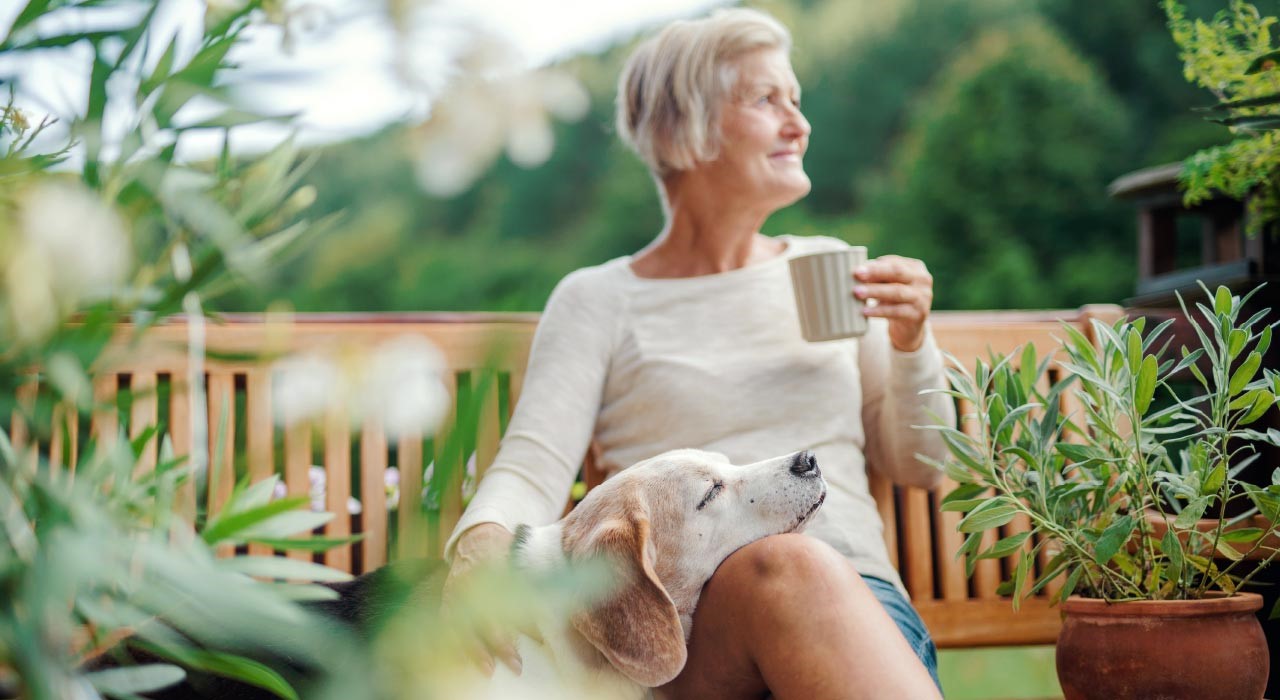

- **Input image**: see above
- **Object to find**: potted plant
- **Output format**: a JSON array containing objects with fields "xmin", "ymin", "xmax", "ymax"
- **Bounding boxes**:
[{"xmin": 929, "ymin": 284, "xmax": 1279, "ymax": 700}]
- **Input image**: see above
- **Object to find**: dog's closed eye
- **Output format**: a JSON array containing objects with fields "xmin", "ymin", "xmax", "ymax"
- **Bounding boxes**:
[{"xmin": 696, "ymin": 481, "xmax": 724, "ymax": 510}]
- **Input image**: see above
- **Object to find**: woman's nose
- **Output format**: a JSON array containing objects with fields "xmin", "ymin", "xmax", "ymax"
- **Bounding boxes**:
[{"xmin": 781, "ymin": 104, "xmax": 811, "ymax": 139}]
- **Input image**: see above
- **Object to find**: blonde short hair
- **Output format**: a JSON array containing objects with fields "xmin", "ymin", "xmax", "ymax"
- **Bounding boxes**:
[{"xmin": 616, "ymin": 8, "xmax": 792, "ymax": 177}]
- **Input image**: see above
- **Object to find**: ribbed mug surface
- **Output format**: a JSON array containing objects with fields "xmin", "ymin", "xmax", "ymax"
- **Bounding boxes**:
[{"xmin": 788, "ymin": 247, "xmax": 867, "ymax": 342}]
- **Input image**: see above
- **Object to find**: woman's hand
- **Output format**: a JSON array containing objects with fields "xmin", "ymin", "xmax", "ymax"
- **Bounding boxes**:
[
  {"xmin": 853, "ymin": 255, "xmax": 934, "ymax": 352},
  {"xmin": 442, "ymin": 522, "xmax": 524, "ymax": 676}
]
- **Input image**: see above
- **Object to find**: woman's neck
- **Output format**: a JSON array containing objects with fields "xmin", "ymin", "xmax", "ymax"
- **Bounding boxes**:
[{"xmin": 629, "ymin": 179, "xmax": 784, "ymax": 279}]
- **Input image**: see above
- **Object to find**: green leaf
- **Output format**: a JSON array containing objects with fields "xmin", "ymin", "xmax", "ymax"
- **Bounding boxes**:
[
  {"xmin": 1214, "ymin": 538, "xmax": 1244, "ymax": 561},
  {"xmin": 1161, "ymin": 529, "xmax": 1184, "ymax": 583},
  {"xmin": 1241, "ymin": 392, "xmax": 1275, "ymax": 425},
  {"xmin": 1215, "ymin": 285, "xmax": 1233, "ymax": 316},
  {"xmin": 1246, "ymin": 485, "xmax": 1280, "ymax": 522},
  {"xmin": 1228, "ymin": 329, "xmax": 1248, "ymax": 358},
  {"xmin": 236, "ymin": 510, "xmax": 335, "ymax": 541},
  {"xmin": 87, "ymin": 665, "xmax": 185, "ymax": 697},
  {"xmin": 1057, "ymin": 443, "xmax": 1110, "ymax": 463},
  {"xmin": 132, "ymin": 642, "xmax": 299, "ymax": 700},
  {"xmin": 1202, "ymin": 464, "xmax": 1227, "ymax": 495},
  {"xmin": 1019, "ymin": 344, "xmax": 1038, "ymax": 394},
  {"xmin": 979, "ymin": 531, "xmax": 1032, "ymax": 560},
  {"xmin": 1135, "ymin": 355, "xmax": 1158, "ymax": 415},
  {"xmin": 1012, "ymin": 552, "xmax": 1030, "ymax": 609},
  {"xmin": 1189, "ymin": 362, "xmax": 1210, "ymax": 390},
  {"xmin": 1230, "ymin": 352, "xmax": 1262, "ymax": 395},
  {"xmin": 1230, "ymin": 389, "xmax": 1261, "ymax": 410},
  {"xmin": 1220, "ymin": 527, "xmax": 1264, "ymax": 543},
  {"xmin": 201, "ymin": 496, "xmax": 311, "ymax": 545},
  {"xmin": 1062, "ymin": 566, "xmax": 1084, "ymax": 602},
  {"xmin": 219, "ymin": 556, "xmax": 352, "ymax": 582},
  {"xmin": 245, "ymin": 535, "xmax": 363, "ymax": 553},
  {"xmin": 958, "ymin": 500, "xmax": 1018, "ymax": 533},
  {"xmin": 1258, "ymin": 326, "xmax": 1273, "ymax": 357},
  {"xmin": 1175, "ymin": 497, "xmax": 1211, "ymax": 528},
  {"xmin": 263, "ymin": 582, "xmax": 342, "ymax": 602},
  {"xmin": 1126, "ymin": 329, "xmax": 1143, "ymax": 373},
  {"xmin": 1094, "ymin": 514, "xmax": 1135, "ymax": 566}
]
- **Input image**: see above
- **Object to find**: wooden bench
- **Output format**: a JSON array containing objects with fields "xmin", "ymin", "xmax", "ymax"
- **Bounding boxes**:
[{"xmin": 8, "ymin": 305, "xmax": 1123, "ymax": 650}]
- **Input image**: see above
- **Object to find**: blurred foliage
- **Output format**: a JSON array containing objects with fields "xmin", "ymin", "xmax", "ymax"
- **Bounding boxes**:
[
  {"xmin": 221, "ymin": 0, "xmax": 1254, "ymax": 314},
  {"xmin": 0, "ymin": 1, "xmax": 358, "ymax": 697},
  {"xmin": 862, "ymin": 17, "xmax": 1134, "ymax": 309},
  {"xmin": 1165, "ymin": 0, "xmax": 1280, "ymax": 236}
]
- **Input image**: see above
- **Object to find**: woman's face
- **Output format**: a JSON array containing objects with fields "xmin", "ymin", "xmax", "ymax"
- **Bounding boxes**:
[{"xmin": 701, "ymin": 48, "xmax": 811, "ymax": 209}]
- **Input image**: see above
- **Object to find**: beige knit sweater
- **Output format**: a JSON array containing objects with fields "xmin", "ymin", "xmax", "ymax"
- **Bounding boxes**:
[{"xmin": 446, "ymin": 234, "xmax": 956, "ymax": 595}]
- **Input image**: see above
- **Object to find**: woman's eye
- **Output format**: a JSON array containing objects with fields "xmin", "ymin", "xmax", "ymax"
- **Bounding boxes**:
[{"xmin": 697, "ymin": 482, "xmax": 724, "ymax": 510}]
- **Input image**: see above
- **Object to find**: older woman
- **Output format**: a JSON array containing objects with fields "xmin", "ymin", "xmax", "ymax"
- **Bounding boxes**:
[{"xmin": 444, "ymin": 8, "xmax": 952, "ymax": 699}]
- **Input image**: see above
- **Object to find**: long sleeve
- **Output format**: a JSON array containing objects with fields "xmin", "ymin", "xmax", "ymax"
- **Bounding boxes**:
[
  {"xmin": 444, "ymin": 269, "xmax": 619, "ymax": 560},
  {"xmin": 858, "ymin": 317, "xmax": 956, "ymax": 489}
]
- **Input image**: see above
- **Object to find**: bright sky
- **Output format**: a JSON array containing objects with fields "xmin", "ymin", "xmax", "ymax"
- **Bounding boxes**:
[{"xmin": 0, "ymin": 0, "xmax": 731, "ymax": 157}]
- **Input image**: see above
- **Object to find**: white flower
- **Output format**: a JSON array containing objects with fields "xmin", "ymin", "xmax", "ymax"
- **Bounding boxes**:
[
  {"xmin": 413, "ymin": 68, "xmax": 590, "ymax": 196},
  {"xmin": 3, "ymin": 180, "xmax": 130, "ymax": 344},
  {"xmin": 19, "ymin": 180, "xmax": 130, "ymax": 305},
  {"xmin": 272, "ymin": 335, "xmax": 450, "ymax": 440},
  {"xmin": 360, "ymin": 336, "xmax": 450, "ymax": 439},
  {"xmin": 272, "ymin": 353, "xmax": 342, "ymax": 426}
]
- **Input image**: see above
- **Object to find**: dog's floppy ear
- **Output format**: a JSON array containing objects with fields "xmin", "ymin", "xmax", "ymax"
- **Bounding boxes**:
[{"xmin": 565, "ymin": 509, "xmax": 687, "ymax": 687}]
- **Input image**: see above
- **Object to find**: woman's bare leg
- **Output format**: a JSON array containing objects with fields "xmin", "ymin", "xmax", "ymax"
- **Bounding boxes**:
[{"xmin": 657, "ymin": 534, "xmax": 942, "ymax": 700}]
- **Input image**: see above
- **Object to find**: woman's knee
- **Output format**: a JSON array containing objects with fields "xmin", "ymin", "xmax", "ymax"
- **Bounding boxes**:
[{"xmin": 714, "ymin": 533, "xmax": 854, "ymax": 595}]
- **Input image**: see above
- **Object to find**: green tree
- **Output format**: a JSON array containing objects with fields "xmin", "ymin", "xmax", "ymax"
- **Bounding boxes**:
[{"xmin": 865, "ymin": 18, "xmax": 1133, "ymax": 309}]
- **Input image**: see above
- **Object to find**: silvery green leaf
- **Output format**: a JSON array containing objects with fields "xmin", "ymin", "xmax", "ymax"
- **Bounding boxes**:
[
  {"xmin": 87, "ymin": 665, "xmax": 185, "ymax": 696},
  {"xmin": 1019, "ymin": 344, "xmax": 1037, "ymax": 394},
  {"xmin": 1230, "ymin": 351, "xmax": 1262, "ymax": 395},
  {"xmin": 1228, "ymin": 328, "xmax": 1248, "ymax": 358},
  {"xmin": 219, "ymin": 555, "xmax": 352, "ymax": 582},
  {"xmin": 1215, "ymin": 285, "xmax": 1233, "ymax": 316},
  {"xmin": 958, "ymin": 499, "xmax": 1018, "ymax": 533},
  {"xmin": 1175, "ymin": 497, "xmax": 1211, "ymax": 528},
  {"xmin": 1202, "ymin": 464, "xmax": 1226, "ymax": 495},
  {"xmin": 1219, "ymin": 527, "xmax": 1264, "ymax": 543},
  {"xmin": 235, "ymin": 510, "xmax": 334, "ymax": 540},
  {"xmin": 1241, "ymin": 391, "xmax": 1275, "ymax": 424},
  {"xmin": 979, "ymin": 531, "xmax": 1032, "ymax": 560},
  {"xmin": 1161, "ymin": 529, "xmax": 1183, "ymax": 583},
  {"xmin": 1094, "ymin": 514, "xmax": 1135, "ymax": 565},
  {"xmin": 1126, "ymin": 329, "xmax": 1143, "ymax": 374},
  {"xmin": 1135, "ymin": 355, "xmax": 1158, "ymax": 414}
]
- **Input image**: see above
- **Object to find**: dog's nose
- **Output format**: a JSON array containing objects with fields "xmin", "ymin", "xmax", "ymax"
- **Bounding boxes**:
[{"xmin": 790, "ymin": 450, "xmax": 819, "ymax": 477}]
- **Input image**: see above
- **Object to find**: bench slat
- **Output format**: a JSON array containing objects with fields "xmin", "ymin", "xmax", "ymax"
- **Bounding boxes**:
[
  {"xmin": 361, "ymin": 416, "xmax": 389, "ymax": 571},
  {"xmin": 323, "ymin": 404, "xmax": 353, "ymax": 572},
  {"xmin": 246, "ymin": 369, "xmax": 275, "ymax": 557},
  {"xmin": 170, "ymin": 375, "xmax": 196, "ymax": 520}
]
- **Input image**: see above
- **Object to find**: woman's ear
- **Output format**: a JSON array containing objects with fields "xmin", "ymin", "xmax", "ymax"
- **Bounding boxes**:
[{"xmin": 566, "ymin": 510, "xmax": 687, "ymax": 687}]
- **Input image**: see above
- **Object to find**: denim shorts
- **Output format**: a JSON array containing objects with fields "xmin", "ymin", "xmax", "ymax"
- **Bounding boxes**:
[{"xmin": 863, "ymin": 575, "xmax": 942, "ymax": 693}]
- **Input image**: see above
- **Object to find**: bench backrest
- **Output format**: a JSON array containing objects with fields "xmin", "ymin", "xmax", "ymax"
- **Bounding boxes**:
[{"xmin": 8, "ymin": 306, "xmax": 1122, "ymax": 648}]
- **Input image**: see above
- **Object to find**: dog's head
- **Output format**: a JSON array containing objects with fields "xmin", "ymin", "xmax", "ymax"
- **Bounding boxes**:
[{"xmin": 560, "ymin": 449, "xmax": 826, "ymax": 687}]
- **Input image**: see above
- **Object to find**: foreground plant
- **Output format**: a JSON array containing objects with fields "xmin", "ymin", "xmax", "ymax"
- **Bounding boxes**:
[{"xmin": 928, "ymin": 284, "xmax": 1280, "ymax": 610}]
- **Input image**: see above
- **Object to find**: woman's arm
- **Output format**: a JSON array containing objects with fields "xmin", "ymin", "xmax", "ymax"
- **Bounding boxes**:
[
  {"xmin": 444, "ymin": 268, "xmax": 619, "ymax": 559},
  {"xmin": 859, "ymin": 319, "xmax": 955, "ymax": 489}
]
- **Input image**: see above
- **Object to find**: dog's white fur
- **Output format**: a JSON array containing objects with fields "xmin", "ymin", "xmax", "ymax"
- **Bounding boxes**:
[{"xmin": 458, "ymin": 448, "xmax": 827, "ymax": 700}]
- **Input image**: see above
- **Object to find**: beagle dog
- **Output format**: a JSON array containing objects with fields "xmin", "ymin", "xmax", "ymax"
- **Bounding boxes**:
[
  {"xmin": 93, "ymin": 449, "xmax": 825, "ymax": 700},
  {"xmin": 469, "ymin": 447, "xmax": 828, "ymax": 699}
]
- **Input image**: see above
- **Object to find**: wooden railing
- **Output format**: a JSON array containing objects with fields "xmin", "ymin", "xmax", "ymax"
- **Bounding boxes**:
[{"xmin": 7, "ymin": 305, "xmax": 1123, "ymax": 649}]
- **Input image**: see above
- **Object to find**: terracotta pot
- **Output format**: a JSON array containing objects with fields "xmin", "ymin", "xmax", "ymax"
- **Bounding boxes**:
[{"xmin": 1056, "ymin": 592, "xmax": 1268, "ymax": 700}]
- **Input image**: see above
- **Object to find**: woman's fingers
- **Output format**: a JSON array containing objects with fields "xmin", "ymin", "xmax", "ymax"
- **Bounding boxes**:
[
  {"xmin": 854, "ymin": 255, "xmax": 932, "ymax": 286},
  {"xmin": 478, "ymin": 621, "xmax": 523, "ymax": 675}
]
